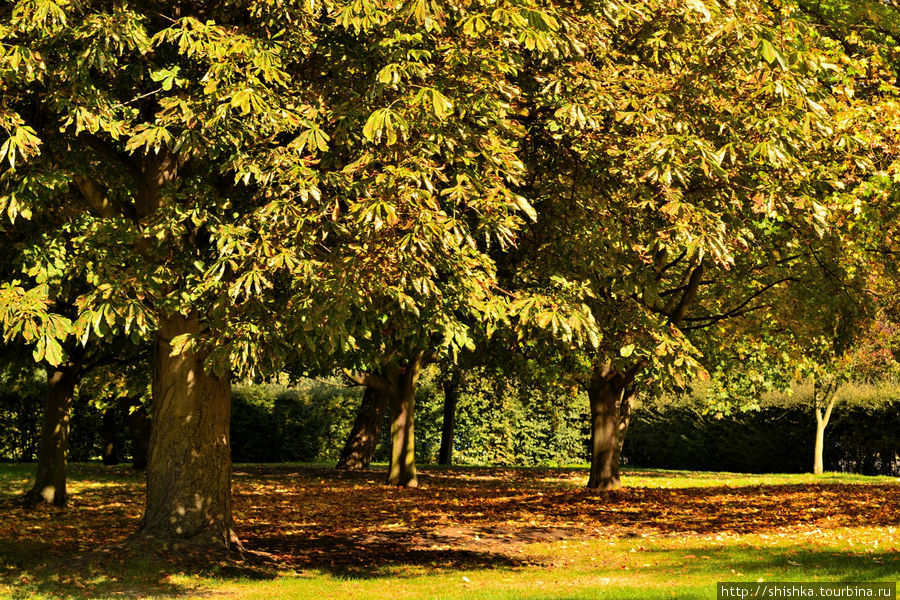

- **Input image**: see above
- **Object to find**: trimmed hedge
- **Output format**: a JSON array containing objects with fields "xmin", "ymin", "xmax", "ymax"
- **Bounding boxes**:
[
  {"xmin": 230, "ymin": 382, "xmax": 360, "ymax": 463},
  {"xmin": 3, "ymin": 365, "xmax": 896, "ymax": 476},
  {"xmin": 623, "ymin": 402, "xmax": 900, "ymax": 476},
  {"xmin": 229, "ymin": 370, "xmax": 589, "ymax": 467}
]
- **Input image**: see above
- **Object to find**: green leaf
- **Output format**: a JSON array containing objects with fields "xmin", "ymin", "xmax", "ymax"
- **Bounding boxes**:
[
  {"xmin": 759, "ymin": 39, "xmax": 784, "ymax": 67},
  {"xmin": 43, "ymin": 336, "xmax": 65, "ymax": 366},
  {"xmin": 362, "ymin": 109, "xmax": 386, "ymax": 142},
  {"xmin": 514, "ymin": 196, "xmax": 538, "ymax": 222}
]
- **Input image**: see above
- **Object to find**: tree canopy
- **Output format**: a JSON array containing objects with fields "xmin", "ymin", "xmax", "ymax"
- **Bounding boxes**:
[{"xmin": 2, "ymin": 0, "xmax": 900, "ymax": 544}]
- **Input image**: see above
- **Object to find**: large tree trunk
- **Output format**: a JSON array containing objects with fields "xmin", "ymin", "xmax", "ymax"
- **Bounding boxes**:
[
  {"xmin": 438, "ymin": 369, "xmax": 462, "ymax": 466},
  {"xmin": 587, "ymin": 365, "xmax": 628, "ymax": 490},
  {"xmin": 387, "ymin": 351, "xmax": 426, "ymax": 487},
  {"xmin": 138, "ymin": 314, "xmax": 238, "ymax": 548},
  {"xmin": 126, "ymin": 399, "xmax": 151, "ymax": 470},
  {"xmin": 336, "ymin": 386, "xmax": 388, "ymax": 470},
  {"xmin": 22, "ymin": 363, "xmax": 80, "ymax": 507}
]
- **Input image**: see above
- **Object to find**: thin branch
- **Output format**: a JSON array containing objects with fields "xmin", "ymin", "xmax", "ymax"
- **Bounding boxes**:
[
  {"xmin": 682, "ymin": 303, "xmax": 773, "ymax": 331},
  {"xmin": 656, "ymin": 250, "xmax": 686, "ymax": 281},
  {"xmin": 109, "ymin": 87, "xmax": 166, "ymax": 110},
  {"xmin": 681, "ymin": 277, "xmax": 797, "ymax": 328},
  {"xmin": 658, "ymin": 279, "xmax": 716, "ymax": 297}
]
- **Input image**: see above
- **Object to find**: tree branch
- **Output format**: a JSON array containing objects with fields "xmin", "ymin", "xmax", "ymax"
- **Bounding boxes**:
[
  {"xmin": 669, "ymin": 260, "xmax": 705, "ymax": 326},
  {"xmin": 342, "ymin": 369, "xmax": 393, "ymax": 394},
  {"xmin": 681, "ymin": 277, "xmax": 797, "ymax": 330}
]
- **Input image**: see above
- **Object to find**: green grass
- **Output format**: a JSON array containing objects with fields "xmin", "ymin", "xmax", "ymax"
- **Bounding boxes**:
[
  {"xmin": 0, "ymin": 464, "xmax": 896, "ymax": 599},
  {"xmin": 619, "ymin": 468, "xmax": 899, "ymax": 488}
]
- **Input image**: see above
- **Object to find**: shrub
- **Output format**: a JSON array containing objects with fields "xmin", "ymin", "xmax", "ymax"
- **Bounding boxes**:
[{"xmin": 623, "ymin": 383, "xmax": 900, "ymax": 475}]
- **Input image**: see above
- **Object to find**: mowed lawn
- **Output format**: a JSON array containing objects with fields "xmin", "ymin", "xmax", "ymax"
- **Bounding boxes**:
[{"xmin": 0, "ymin": 464, "xmax": 897, "ymax": 599}]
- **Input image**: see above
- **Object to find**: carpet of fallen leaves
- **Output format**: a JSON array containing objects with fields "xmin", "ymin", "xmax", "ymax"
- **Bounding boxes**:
[
  {"xmin": 0, "ymin": 465, "xmax": 897, "ymax": 596},
  {"xmin": 233, "ymin": 467, "xmax": 900, "ymax": 572}
]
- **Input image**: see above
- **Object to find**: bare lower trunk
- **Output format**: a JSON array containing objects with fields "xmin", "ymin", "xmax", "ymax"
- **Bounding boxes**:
[
  {"xmin": 586, "ymin": 362, "xmax": 637, "ymax": 490},
  {"xmin": 438, "ymin": 369, "xmax": 462, "ymax": 466},
  {"xmin": 813, "ymin": 419, "xmax": 826, "ymax": 475},
  {"xmin": 813, "ymin": 380, "xmax": 837, "ymax": 476},
  {"xmin": 387, "ymin": 352, "xmax": 426, "ymax": 487},
  {"xmin": 587, "ymin": 367, "xmax": 624, "ymax": 490},
  {"xmin": 23, "ymin": 364, "xmax": 79, "ymax": 507},
  {"xmin": 138, "ymin": 314, "xmax": 237, "ymax": 548},
  {"xmin": 336, "ymin": 387, "xmax": 388, "ymax": 470}
]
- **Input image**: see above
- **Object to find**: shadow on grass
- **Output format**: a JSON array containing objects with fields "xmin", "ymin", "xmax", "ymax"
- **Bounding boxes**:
[
  {"xmin": 1, "ymin": 464, "xmax": 898, "ymax": 599},
  {"xmin": 1, "ymin": 544, "xmax": 201, "ymax": 600},
  {"xmin": 0, "ymin": 535, "xmax": 530, "ymax": 598},
  {"xmin": 636, "ymin": 544, "xmax": 900, "ymax": 587},
  {"xmin": 257, "ymin": 530, "xmax": 531, "ymax": 579}
]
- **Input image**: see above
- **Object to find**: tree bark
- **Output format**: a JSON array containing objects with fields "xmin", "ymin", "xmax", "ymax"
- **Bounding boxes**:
[
  {"xmin": 612, "ymin": 386, "xmax": 635, "ymax": 472},
  {"xmin": 813, "ymin": 380, "xmax": 838, "ymax": 476},
  {"xmin": 138, "ymin": 314, "xmax": 238, "ymax": 548},
  {"xmin": 336, "ymin": 386, "xmax": 388, "ymax": 470},
  {"xmin": 587, "ymin": 365, "xmax": 627, "ymax": 490},
  {"xmin": 387, "ymin": 351, "xmax": 426, "ymax": 487},
  {"xmin": 813, "ymin": 416, "xmax": 826, "ymax": 475},
  {"xmin": 438, "ymin": 369, "xmax": 462, "ymax": 466},
  {"xmin": 22, "ymin": 363, "xmax": 80, "ymax": 507}
]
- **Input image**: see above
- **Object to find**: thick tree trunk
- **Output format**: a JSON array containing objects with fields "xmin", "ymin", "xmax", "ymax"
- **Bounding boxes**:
[
  {"xmin": 127, "ymin": 401, "xmax": 151, "ymax": 470},
  {"xmin": 101, "ymin": 406, "xmax": 120, "ymax": 465},
  {"xmin": 387, "ymin": 352, "xmax": 426, "ymax": 487},
  {"xmin": 336, "ymin": 386, "xmax": 388, "ymax": 470},
  {"xmin": 438, "ymin": 369, "xmax": 462, "ymax": 466},
  {"xmin": 587, "ymin": 366, "xmax": 627, "ymax": 490},
  {"xmin": 23, "ymin": 364, "xmax": 79, "ymax": 507},
  {"xmin": 138, "ymin": 314, "xmax": 238, "ymax": 548}
]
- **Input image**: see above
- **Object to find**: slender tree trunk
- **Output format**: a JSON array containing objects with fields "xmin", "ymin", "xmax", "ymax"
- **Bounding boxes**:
[
  {"xmin": 438, "ymin": 369, "xmax": 462, "ymax": 466},
  {"xmin": 813, "ymin": 415, "xmax": 826, "ymax": 475},
  {"xmin": 813, "ymin": 381, "xmax": 837, "ymax": 475},
  {"xmin": 138, "ymin": 314, "xmax": 238, "ymax": 548},
  {"xmin": 813, "ymin": 381, "xmax": 837, "ymax": 476},
  {"xmin": 101, "ymin": 405, "xmax": 120, "ymax": 465},
  {"xmin": 387, "ymin": 352, "xmax": 426, "ymax": 487},
  {"xmin": 587, "ymin": 365, "xmax": 627, "ymax": 490},
  {"xmin": 336, "ymin": 386, "xmax": 388, "ymax": 470},
  {"xmin": 127, "ymin": 400, "xmax": 151, "ymax": 470},
  {"xmin": 22, "ymin": 364, "xmax": 79, "ymax": 507}
]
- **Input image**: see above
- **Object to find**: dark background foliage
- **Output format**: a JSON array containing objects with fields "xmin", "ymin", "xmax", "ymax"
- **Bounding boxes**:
[{"xmin": 2, "ymin": 367, "xmax": 896, "ymax": 475}]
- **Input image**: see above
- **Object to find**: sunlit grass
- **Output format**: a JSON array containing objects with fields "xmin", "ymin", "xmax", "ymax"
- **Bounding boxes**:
[
  {"xmin": 0, "ymin": 464, "xmax": 896, "ymax": 600},
  {"xmin": 129, "ymin": 530, "xmax": 900, "ymax": 600},
  {"xmin": 619, "ymin": 469, "xmax": 899, "ymax": 488}
]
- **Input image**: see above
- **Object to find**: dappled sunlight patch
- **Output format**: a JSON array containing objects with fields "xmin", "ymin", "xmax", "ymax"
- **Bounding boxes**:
[{"xmin": 0, "ymin": 464, "xmax": 897, "ymax": 598}]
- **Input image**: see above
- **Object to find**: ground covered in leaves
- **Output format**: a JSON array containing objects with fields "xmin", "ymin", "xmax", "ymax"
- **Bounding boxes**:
[{"xmin": 0, "ymin": 464, "xmax": 897, "ymax": 599}]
